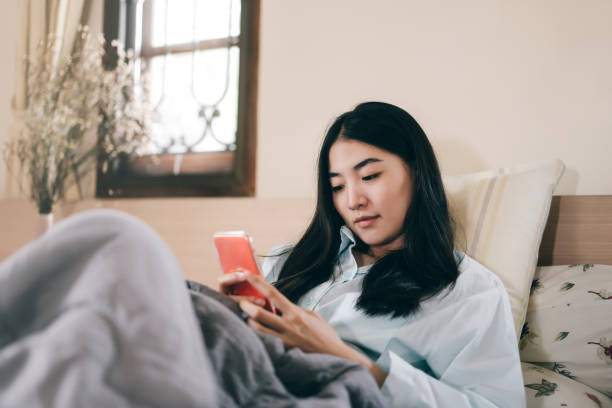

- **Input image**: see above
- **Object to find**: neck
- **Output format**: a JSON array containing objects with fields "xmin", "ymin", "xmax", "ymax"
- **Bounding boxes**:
[
  {"xmin": 354, "ymin": 249, "xmax": 379, "ymax": 267},
  {"xmin": 354, "ymin": 238, "xmax": 405, "ymax": 266}
]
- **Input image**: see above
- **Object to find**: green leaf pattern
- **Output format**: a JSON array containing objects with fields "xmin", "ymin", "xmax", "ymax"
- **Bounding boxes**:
[
  {"xmin": 525, "ymin": 378, "xmax": 557, "ymax": 397},
  {"xmin": 526, "ymin": 262, "xmax": 611, "ymax": 402},
  {"xmin": 538, "ymin": 362, "xmax": 577, "ymax": 380}
]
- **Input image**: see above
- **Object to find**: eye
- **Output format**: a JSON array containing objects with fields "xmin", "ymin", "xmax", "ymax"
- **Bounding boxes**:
[
  {"xmin": 362, "ymin": 172, "xmax": 381, "ymax": 181},
  {"xmin": 331, "ymin": 185, "xmax": 344, "ymax": 193}
]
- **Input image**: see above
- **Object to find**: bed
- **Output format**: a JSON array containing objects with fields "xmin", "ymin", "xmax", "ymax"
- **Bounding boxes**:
[
  {"xmin": 524, "ymin": 195, "xmax": 612, "ymax": 407},
  {"xmin": 0, "ymin": 192, "xmax": 610, "ymax": 406}
]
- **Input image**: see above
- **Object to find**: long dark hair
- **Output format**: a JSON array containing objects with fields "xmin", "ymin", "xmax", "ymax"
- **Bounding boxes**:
[{"xmin": 274, "ymin": 102, "xmax": 459, "ymax": 318}]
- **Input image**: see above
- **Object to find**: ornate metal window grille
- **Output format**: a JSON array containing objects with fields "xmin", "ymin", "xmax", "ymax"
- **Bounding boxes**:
[{"xmin": 98, "ymin": 0, "xmax": 259, "ymax": 197}]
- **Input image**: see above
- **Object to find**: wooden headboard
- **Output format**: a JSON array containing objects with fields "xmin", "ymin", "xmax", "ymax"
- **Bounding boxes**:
[{"xmin": 538, "ymin": 195, "xmax": 612, "ymax": 266}]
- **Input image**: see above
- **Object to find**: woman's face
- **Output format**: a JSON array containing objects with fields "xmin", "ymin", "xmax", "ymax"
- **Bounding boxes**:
[{"xmin": 328, "ymin": 138, "xmax": 414, "ymax": 257}]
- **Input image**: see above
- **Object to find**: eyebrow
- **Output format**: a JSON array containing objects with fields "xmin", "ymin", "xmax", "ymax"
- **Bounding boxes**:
[{"xmin": 329, "ymin": 158, "xmax": 382, "ymax": 178}]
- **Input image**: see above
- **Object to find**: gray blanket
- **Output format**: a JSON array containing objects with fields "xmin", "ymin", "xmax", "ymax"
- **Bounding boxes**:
[{"xmin": 0, "ymin": 209, "xmax": 386, "ymax": 407}]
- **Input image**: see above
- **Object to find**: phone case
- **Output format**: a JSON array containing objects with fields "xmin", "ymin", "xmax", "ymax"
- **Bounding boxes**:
[{"xmin": 213, "ymin": 231, "xmax": 274, "ymax": 311}]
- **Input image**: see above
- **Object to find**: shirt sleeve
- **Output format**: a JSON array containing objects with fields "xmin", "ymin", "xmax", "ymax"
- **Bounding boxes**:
[
  {"xmin": 261, "ymin": 243, "xmax": 294, "ymax": 284},
  {"xmin": 376, "ymin": 285, "xmax": 526, "ymax": 408}
]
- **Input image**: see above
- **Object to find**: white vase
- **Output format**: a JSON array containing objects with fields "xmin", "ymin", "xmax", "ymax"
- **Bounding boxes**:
[{"xmin": 36, "ymin": 213, "xmax": 54, "ymax": 236}]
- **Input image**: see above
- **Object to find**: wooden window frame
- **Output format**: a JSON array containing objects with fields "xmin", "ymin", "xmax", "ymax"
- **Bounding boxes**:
[{"xmin": 97, "ymin": 0, "xmax": 259, "ymax": 198}]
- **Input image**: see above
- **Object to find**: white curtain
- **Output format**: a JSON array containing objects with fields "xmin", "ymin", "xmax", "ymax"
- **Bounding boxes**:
[{"xmin": 4, "ymin": 0, "xmax": 93, "ymax": 199}]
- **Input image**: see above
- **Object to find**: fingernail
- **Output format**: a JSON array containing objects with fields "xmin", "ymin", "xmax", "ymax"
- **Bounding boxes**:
[
  {"xmin": 254, "ymin": 298, "xmax": 265, "ymax": 306},
  {"xmin": 235, "ymin": 272, "xmax": 245, "ymax": 279}
]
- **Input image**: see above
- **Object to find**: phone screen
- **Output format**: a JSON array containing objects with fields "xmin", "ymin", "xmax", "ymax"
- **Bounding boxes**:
[{"xmin": 213, "ymin": 231, "xmax": 275, "ymax": 313}]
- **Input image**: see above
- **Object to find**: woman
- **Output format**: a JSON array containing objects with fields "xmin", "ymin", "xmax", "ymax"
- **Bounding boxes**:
[{"xmin": 219, "ymin": 102, "xmax": 525, "ymax": 407}]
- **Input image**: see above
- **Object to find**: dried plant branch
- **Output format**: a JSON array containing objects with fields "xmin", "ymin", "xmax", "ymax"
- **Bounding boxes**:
[{"xmin": 2, "ymin": 25, "xmax": 151, "ymax": 214}]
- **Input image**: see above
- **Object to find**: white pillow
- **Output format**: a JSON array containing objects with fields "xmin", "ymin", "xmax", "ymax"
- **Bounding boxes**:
[
  {"xmin": 522, "ymin": 362, "xmax": 612, "ymax": 407},
  {"xmin": 520, "ymin": 264, "xmax": 612, "ymax": 398},
  {"xmin": 444, "ymin": 159, "xmax": 565, "ymax": 339}
]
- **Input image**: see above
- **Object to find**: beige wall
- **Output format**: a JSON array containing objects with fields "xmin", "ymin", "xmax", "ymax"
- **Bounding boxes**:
[
  {"xmin": 257, "ymin": 0, "xmax": 612, "ymax": 197},
  {"xmin": 2, "ymin": 0, "xmax": 611, "ymax": 199}
]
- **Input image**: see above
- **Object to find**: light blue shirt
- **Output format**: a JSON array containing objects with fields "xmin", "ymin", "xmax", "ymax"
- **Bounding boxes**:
[{"xmin": 262, "ymin": 226, "xmax": 526, "ymax": 408}]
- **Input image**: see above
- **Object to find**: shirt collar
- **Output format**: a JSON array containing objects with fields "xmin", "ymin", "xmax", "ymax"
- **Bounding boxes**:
[{"xmin": 339, "ymin": 225, "xmax": 356, "ymax": 253}]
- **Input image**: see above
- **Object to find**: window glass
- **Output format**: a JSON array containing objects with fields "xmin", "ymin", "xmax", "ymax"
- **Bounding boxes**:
[
  {"xmin": 147, "ymin": 47, "xmax": 240, "ymax": 154},
  {"xmin": 151, "ymin": 0, "xmax": 241, "ymax": 47}
]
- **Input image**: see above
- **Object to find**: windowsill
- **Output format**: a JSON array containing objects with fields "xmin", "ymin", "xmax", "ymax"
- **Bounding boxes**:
[{"xmin": 127, "ymin": 151, "xmax": 234, "ymax": 176}]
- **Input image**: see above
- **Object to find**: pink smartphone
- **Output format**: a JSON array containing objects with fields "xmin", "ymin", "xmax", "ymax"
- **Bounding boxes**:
[{"xmin": 213, "ymin": 231, "xmax": 275, "ymax": 313}]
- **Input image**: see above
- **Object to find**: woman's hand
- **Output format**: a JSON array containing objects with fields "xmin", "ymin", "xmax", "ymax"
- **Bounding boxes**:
[
  {"xmin": 217, "ymin": 269, "xmax": 267, "ymax": 308},
  {"xmin": 238, "ymin": 271, "xmax": 390, "ymax": 387},
  {"xmin": 237, "ymin": 271, "xmax": 350, "ymax": 356}
]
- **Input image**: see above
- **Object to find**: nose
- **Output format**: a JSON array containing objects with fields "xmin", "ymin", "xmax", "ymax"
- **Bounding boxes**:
[{"xmin": 347, "ymin": 183, "xmax": 367, "ymax": 210}]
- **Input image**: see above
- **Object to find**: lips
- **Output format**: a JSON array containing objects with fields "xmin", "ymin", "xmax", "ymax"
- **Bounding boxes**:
[{"xmin": 354, "ymin": 215, "xmax": 379, "ymax": 228}]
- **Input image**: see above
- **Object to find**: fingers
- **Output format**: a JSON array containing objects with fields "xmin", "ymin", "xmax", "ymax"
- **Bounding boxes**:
[
  {"xmin": 229, "ymin": 295, "xmax": 266, "ymax": 307},
  {"xmin": 242, "ymin": 271, "xmax": 294, "ymax": 311},
  {"xmin": 246, "ymin": 315, "xmax": 282, "ymax": 337},
  {"xmin": 246, "ymin": 317, "xmax": 301, "ymax": 350},
  {"xmin": 217, "ymin": 270, "xmax": 250, "ymax": 294},
  {"xmin": 239, "ymin": 300, "xmax": 285, "ymax": 332}
]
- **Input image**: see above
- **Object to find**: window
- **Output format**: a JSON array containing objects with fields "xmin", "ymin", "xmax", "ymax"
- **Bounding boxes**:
[{"xmin": 98, "ymin": 0, "xmax": 259, "ymax": 197}]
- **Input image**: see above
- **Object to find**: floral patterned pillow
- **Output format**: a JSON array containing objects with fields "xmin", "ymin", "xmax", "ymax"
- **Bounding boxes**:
[
  {"xmin": 520, "ymin": 264, "xmax": 612, "ymax": 398},
  {"xmin": 522, "ymin": 362, "xmax": 612, "ymax": 407}
]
